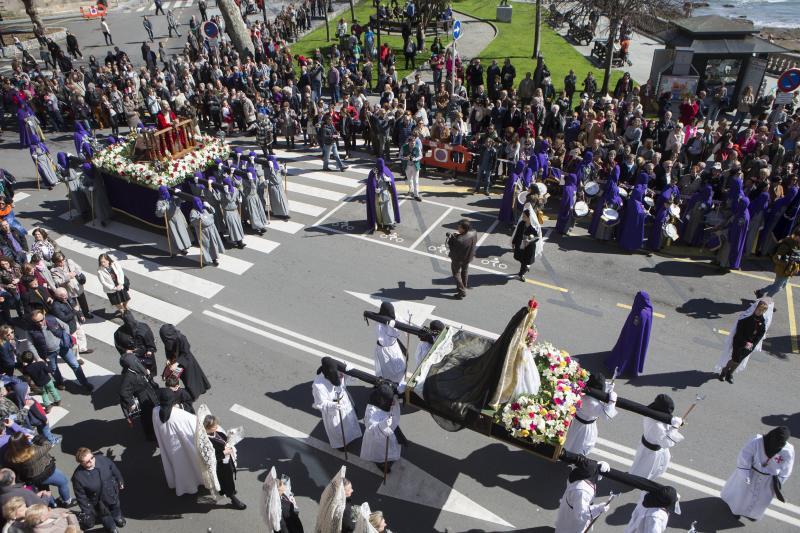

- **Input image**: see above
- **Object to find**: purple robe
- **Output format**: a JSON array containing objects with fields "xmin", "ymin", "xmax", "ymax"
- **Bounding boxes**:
[
  {"xmin": 17, "ymin": 107, "xmax": 40, "ymax": 148},
  {"xmin": 605, "ymin": 291, "xmax": 652, "ymax": 377},
  {"xmin": 647, "ymin": 185, "xmax": 678, "ymax": 251},
  {"xmin": 759, "ymin": 186, "xmax": 799, "ymax": 253},
  {"xmin": 589, "ymin": 165, "xmax": 622, "ymax": 236},
  {"xmin": 73, "ymin": 122, "xmax": 94, "ymax": 160},
  {"xmin": 527, "ymin": 140, "xmax": 550, "ymax": 179},
  {"xmin": 555, "ymin": 173, "xmax": 578, "ymax": 234},
  {"xmin": 726, "ymin": 196, "xmax": 750, "ymax": 269},
  {"xmin": 498, "ymin": 161, "xmax": 531, "ymax": 225},
  {"xmin": 727, "ymin": 175, "xmax": 743, "ymax": 208},
  {"xmin": 366, "ymin": 158, "xmax": 401, "ymax": 229},
  {"xmin": 575, "ymin": 151, "xmax": 594, "ymax": 185},
  {"xmin": 617, "ymin": 187, "xmax": 647, "ymax": 251}
]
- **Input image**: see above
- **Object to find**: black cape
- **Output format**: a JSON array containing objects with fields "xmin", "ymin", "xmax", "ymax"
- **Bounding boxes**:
[{"xmin": 159, "ymin": 324, "xmax": 211, "ymax": 400}]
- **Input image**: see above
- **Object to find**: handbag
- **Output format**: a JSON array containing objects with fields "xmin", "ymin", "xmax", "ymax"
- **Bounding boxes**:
[
  {"xmin": 76, "ymin": 272, "xmax": 86, "ymax": 285},
  {"xmin": 123, "ymin": 276, "xmax": 130, "ymax": 291}
]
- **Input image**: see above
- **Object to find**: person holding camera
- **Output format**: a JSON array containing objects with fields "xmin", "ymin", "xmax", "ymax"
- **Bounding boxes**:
[
  {"xmin": 446, "ymin": 219, "xmax": 478, "ymax": 299},
  {"xmin": 71, "ymin": 448, "xmax": 125, "ymax": 533},
  {"xmin": 755, "ymin": 226, "xmax": 800, "ymax": 298}
]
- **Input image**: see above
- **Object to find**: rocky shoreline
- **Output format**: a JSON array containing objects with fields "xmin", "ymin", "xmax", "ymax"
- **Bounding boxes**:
[{"xmin": 759, "ymin": 27, "xmax": 800, "ymax": 53}]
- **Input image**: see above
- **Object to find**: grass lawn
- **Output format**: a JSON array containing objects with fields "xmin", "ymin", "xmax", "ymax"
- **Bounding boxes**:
[
  {"xmin": 451, "ymin": 0, "xmax": 622, "ymax": 93},
  {"xmin": 289, "ymin": 1, "xmax": 452, "ymax": 79}
]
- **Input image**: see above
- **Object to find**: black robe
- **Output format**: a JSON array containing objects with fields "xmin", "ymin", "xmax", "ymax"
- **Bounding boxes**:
[
  {"xmin": 159, "ymin": 324, "xmax": 211, "ymax": 400},
  {"xmin": 512, "ymin": 220, "xmax": 539, "ymax": 266},
  {"xmin": 732, "ymin": 313, "xmax": 766, "ymax": 362},
  {"xmin": 115, "ymin": 312, "xmax": 158, "ymax": 375},
  {"xmin": 341, "ymin": 497, "xmax": 357, "ymax": 533},
  {"xmin": 208, "ymin": 430, "xmax": 236, "ymax": 497},
  {"xmin": 118, "ymin": 353, "xmax": 159, "ymax": 441},
  {"xmin": 280, "ymin": 494, "xmax": 304, "ymax": 533}
]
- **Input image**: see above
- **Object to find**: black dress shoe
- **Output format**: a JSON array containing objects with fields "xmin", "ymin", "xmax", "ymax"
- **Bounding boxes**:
[
  {"xmin": 84, "ymin": 312, "xmax": 94, "ymax": 319},
  {"xmin": 115, "ymin": 517, "xmax": 127, "ymax": 527},
  {"xmin": 230, "ymin": 496, "xmax": 247, "ymax": 510}
]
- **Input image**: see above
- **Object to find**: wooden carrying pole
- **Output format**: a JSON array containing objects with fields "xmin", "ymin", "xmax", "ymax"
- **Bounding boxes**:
[
  {"xmin": 197, "ymin": 220, "xmax": 204, "ymax": 268},
  {"xmin": 164, "ymin": 213, "xmax": 173, "ymax": 256}
]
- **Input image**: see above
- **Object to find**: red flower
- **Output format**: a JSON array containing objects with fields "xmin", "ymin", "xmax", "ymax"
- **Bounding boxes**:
[
  {"xmin": 528, "ymin": 299, "xmax": 538, "ymax": 309},
  {"xmin": 510, "ymin": 402, "xmax": 521, "ymax": 411}
]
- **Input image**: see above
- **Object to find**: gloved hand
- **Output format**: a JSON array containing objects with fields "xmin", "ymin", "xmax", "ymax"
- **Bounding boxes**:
[
  {"xmin": 598, "ymin": 461, "xmax": 610, "ymax": 473},
  {"xmin": 388, "ymin": 319, "xmax": 396, "ymax": 327},
  {"xmin": 671, "ymin": 416, "xmax": 683, "ymax": 427},
  {"xmin": 203, "ymin": 201, "xmax": 211, "ymax": 208},
  {"xmin": 174, "ymin": 188, "xmax": 181, "ymax": 194},
  {"xmin": 608, "ymin": 391, "xmax": 618, "ymax": 402}
]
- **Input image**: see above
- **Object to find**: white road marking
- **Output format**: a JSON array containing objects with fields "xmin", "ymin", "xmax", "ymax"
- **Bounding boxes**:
[
  {"xmin": 241, "ymin": 234, "xmax": 281, "ymax": 254},
  {"xmin": 161, "ymin": 1, "xmax": 172, "ymax": 8},
  {"xmin": 287, "ymin": 169, "xmax": 362, "ymax": 188},
  {"xmin": 475, "ymin": 219, "xmax": 500, "ymax": 248},
  {"xmin": 47, "ymin": 406, "xmax": 70, "ymax": 427},
  {"xmin": 13, "ymin": 192, "xmax": 30, "ymax": 202},
  {"xmin": 78, "ymin": 219, "xmax": 254, "ymax": 275},
  {"xmin": 230, "ymin": 404, "xmax": 514, "ymax": 528},
  {"xmin": 136, "ymin": 5, "xmax": 147, "ymax": 11},
  {"xmin": 344, "ymin": 166, "xmax": 370, "ymax": 175},
  {"xmin": 260, "ymin": 149, "xmax": 306, "ymax": 160},
  {"xmin": 311, "ymin": 185, "xmax": 368, "ymax": 227},
  {"xmin": 409, "ymin": 207, "xmax": 453, "ymax": 250},
  {"xmin": 202, "ymin": 310, "xmax": 374, "ymax": 374},
  {"xmin": 345, "ymin": 291, "xmax": 436, "ymax": 327},
  {"xmin": 82, "ymin": 274, "xmax": 191, "ymax": 324},
  {"xmin": 288, "ymin": 199, "xmax": 326, "ymax": 217},
  {"xmin": 286, "ymin": 182, "xmax": 346, "ymax": 202},
  {"xmin": 211, "ymin": 304, "xmax": 374, "ymax": 366},
  {"xmin": 81, "ymin": 319, "xmax": 119, "ymax": 347},
  {"xmin": 267, "ymin": 218, "xmax": 305, "ymax": 235},
  {"xmin": 420, "ymin": 197, "xmax": 496, "ymax": 215},
  {"xmin": 55, "ymin": 234, "xmax": 224, "ymax": 298},
  {"xmin": 58, "ymin": 357, "xmax": 115, "ymax": 392}
]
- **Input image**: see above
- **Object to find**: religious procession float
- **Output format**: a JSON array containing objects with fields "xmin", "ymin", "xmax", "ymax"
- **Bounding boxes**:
[
  {"xmin": 330, "ymin": 297, "xmax": 678, "ymax": 493},
  {"xmin": 89, "ymin": 118, "xmax": 231, "ymax": 227}
]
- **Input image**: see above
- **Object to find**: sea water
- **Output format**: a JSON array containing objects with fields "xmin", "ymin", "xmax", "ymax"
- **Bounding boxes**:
[{"xmin": 693, "ymin": 0, "xmax": 800, "ymax": 29}]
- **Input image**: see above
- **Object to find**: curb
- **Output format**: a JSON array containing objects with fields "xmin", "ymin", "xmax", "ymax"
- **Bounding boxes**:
[{"xmin": 4, "ymin": 27, "xmax": 68, "ymax": 51}]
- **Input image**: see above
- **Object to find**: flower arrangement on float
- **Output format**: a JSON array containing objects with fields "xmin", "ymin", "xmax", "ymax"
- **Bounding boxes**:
[
  {"xmin": 497, "ymin": 300, "xmax": 589, "ymax": 446},
  {"xmin": 92, "ymin": 132, "xmax": 230, "ymax": 189}
]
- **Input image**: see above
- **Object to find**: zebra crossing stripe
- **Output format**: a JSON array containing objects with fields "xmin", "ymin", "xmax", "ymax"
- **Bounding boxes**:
[
  {"xmin": 241, "ymin": 235, "xmax": 280, "ymax": 254},
  {"xmin": 344, "ymin": 166, "xmax": 371, "ymax": 175},
  {"xmin": 55, "ymin": 234, "xmax": 224, "ymax": 298},
  {"xmin": 81, "ymin": 319, "xmax": 119, "ymax": 347},
  {"xmin": 288, "ymin": 199, "xmax": 325, "ymax": 217},
  {"xmin": 289, "ymin": 170, "xmax": 362, "ymax": 189},
  {"xmin": 58, "ymin": 358, "xmax": 115, "ymax": 392},
  {"xmin": 286, "ymin": 182, "xmax": 346, "ymax": 202},
  {"xmin": 81, "ymin": 274, "xmax": 191, "ymax": 324},
  {"xmin": 267, "ymin": 219, "xmax": 304, "ymax": 235},
  {"xmin": 136, "ymin": 4, "xmax": 147, "ymax": 11},
  {"xmin": 13, "ymin": 192, "xmax": 30, "ymax": 202}
]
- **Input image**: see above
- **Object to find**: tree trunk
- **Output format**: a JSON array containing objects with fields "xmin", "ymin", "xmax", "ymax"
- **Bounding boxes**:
[
  {"xmin": 218, "ymin": 0, "xmax": 254, "ymax": 57},
  {"xmin": 21, "ymin": 0, "xmax": 44, "ymax": 34},
  {"xmin": 601, "ymin": 20, "xmax": 618, "ymax": 96},
  {"xmin": 349, "ymin": 0, "xmax": 355, "ymax": 21},
  {"xmin": 532, "ymin": 0, "xmax": 542, "ymax": 59}
]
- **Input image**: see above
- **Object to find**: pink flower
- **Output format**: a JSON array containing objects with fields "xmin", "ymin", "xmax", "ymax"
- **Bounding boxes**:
[{"xmin": 553, "ymin": 398, "xmax": 563, "ymax": 405}]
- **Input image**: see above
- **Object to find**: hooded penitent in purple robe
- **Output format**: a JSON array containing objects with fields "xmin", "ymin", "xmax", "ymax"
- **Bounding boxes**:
[
  {"xmin": 527, "ymin": 140, "xmax": 550, "ymax": 179},
  {"xmin": 744, "ymin": 189, "xmax": 770, "ymax": 256},
  {"xmin": 605, "ymin": 291, "xmax": 653, "ymax": 377},
  {"xmin": 73, "ymin": 122, "xmax": 93, "ymax": 160},
  {"xmin": 366, "ymin": 158, "xmax": 401, "ymax": 229},
  {"xmin": 723, "ymin": 196, "xmax": 750, "ymax": 269},
  {"xmin": 647, "ymin": 185, "xmax": 678, "ymax": 252},
  {"xmin": 617, "ymin": 187, "xmax": 647, "ymax": 252},
  {"xmin": 727, "ymin": 175, "xmax": 743, "ymax": 208},
  {"xmin": 681, "ymin": 184, "xmax": 713, "ymax": 247},
  {"xmin": 499, "ymin": 161, "xmax": 532, "ymax": 225},
  {"xmin": 759, "ymin": 186, "xmax": 799, "ymax": 255},
  {"xmin": 575, "ymin": 151, "xmax": 594, "ymax": 186},
  {"xmin": 589, "ymin": 165, "xmax": 622, "ymax": 236},
  {"xmin": 555, "ymin": 173, "xmax": 578, "ymax": 235},
  {"xmin": 17, "ymin": 106, "xmax": 40, "ymax": 148}
]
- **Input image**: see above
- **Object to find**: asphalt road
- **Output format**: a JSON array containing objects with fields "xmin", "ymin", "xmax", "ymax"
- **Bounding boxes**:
[{"xmin": 2, "ymin": 3, "xmax": 800, "ymax": 532}]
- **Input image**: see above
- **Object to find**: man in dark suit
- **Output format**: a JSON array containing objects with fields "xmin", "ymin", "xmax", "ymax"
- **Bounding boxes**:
[
  {"xmin": 72, "ymin": 448, "xmax": 125, "ymax": 533},
  {"xmin": 446, "ymin": 219, "xmax": 478, "ymax": 299}
]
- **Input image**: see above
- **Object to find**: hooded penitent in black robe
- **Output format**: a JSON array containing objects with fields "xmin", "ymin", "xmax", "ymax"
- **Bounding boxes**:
[
  {"xmin": 115, "ymin": 311, "xmax": 158, "ymax": 374},
  {"xmin": 119, "ymin": 352, "xmax": 159, "ymax": 440},
  {"xmin": 159, "ymin": 324, "xmax": 211, "ymax": 400}
]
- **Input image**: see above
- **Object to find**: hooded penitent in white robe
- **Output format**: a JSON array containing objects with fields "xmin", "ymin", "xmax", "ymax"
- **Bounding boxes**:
[
  {"xmin": 721, "ymin": 434, "xmax": 794, "ymax": 520},
  {"xmin": 563, "ymin": 395, "xmax": 618, "ymax": 456},
  {"xmin": 629, "ymin": 418, "xmax": 684, "ymax": 480},
  {"xmin": 360, "ymin": 402, "xmax": 401, "ymax": 463},
  {"xmin": 311, "ymin": 373, "xmax": 362, "ymax": 448},
  {"xmin": 152, "ymin": 406, "xmax": 205, "ymax": 496},
  {"xmin": 374, "ymin": 323, "xmax": 406, "ymax": 383},
  {"xmin": 623, "ymin": 503, "xmax": 669, "ymax": 533},
  {"xmin": 554, "ymin": 479, "xmax": 605, "ymax": 532}
]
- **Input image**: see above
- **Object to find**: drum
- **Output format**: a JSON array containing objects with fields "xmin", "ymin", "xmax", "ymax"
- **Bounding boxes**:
[
  {"xmin": 705, "ymin": 212, "xmax": 725, "ymax": 227},
  {"xmin": 663, "ymin": 223, "xmax": 679, "ymax": 241},
  {"xmin": 517, "ymin": 191, "xmax": 528, "ymax": 206},
  {"xmin": 574, "ymin": 201, "xmax": 589, "ymax": 217},
  {"xmin": 705, "ymin": 232, "xmax": 723, "ymax": 251},
  {"xmin": 618, "ymin": 188, "xmax": 628, "ymax": 198},
  {"xmin": 584, "ymin": 181, "xmax": 600, "ymax": 196},
  {"xmin": 644, "ymin": 196, "xmax": 655, "ymax": 208},
  {"xmin": 601, "ymin": 208, "xmax": 620, "ymax": 225},
  {"xmin": 669, "ymin": 204, "xmax": 681, "ymax": 218},
  {"xmin": 536, "ymin": 182, "xmax": 547, "ymax": 196}
]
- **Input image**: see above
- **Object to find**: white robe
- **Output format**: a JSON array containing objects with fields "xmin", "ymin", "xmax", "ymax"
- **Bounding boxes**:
[
  {"xmin": 360, "ymin": 402, "xmax": 401, "ymax": 463},
  {"xmin": 311, "ymin": 374, "xmax": 362, "ymax": 448},
  {"xmin": 412, "ymin": 340, "xmax": 432, "ymax": 375},
  {"xmin": 152, "ymin": 407, "xmax": 205, "ymax": 496},
  {"xmin": 374, "ymin": 323, "xmax": 406, "ymax": 383},
  {"xmin": 629, "ymin": 418, "xmax": 684, "ymax": 480},
  {"xmin": 511, "ymin": 346, "xmax": 541, "ymax": 397},
  {"xmin": 721, "ymin": 434, "xmax": 794, "ymax": 520},
  {"xmin": 563, "ymin": 395, "xmax": 617, "ymax": 456},
  {"xmin": 623, "ymin": 501, "xmax": 669, "ymax": 533},
  {"xmin": 554, "ymin": 479, "xmax": 604, "ymax": 533}
]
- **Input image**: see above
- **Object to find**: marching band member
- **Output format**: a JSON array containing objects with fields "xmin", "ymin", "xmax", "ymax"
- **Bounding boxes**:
[
  {"xmin": 605, "ymin": 291, "xmax": 652, "ymax": 377},
  {"xmin": 680, "ymin": 180, "xmax": 713, "ymax": 247},
  {"xmin": 629, "ymin": 394, "xmax": 683, "ymax": 480},
  {"xmin": 554, "ymin": 457, "xmax": 611, "ymax": 533},
  {"xmin": 758, "ymin": 184, "xmax": 799, "ymax": 256},
  {"xmin": 624, "ymin": 486, "xmax": 680, "ymax": 533},
  {"xmin": 716, "ymin": 196, "xmax": 749, "ymax": 271},
  {"xmin": 498, "ymin": 161, "xmax": 531, "ymax": 228},
  {"xmin": 563, "ymin": 372, "xmax": 617, "ymax": 456},
  {"xmin": 311, "ymin": 357, "xmax": 362, "ymax": 451},
  {"xmin": 360, "ymin": 381, "xmax": 404, "ymax": 472},
  {"xmin": 617, "ymin": 187, "xmax": 648, "ymax": 252},
  {"xmin": 555, "ymin": 173, "xmax": 578, "ymax": 236},
  {"xmin": 155, "ymin": 186, "xmax": 192, "ymax": 256},
  {"xmin": 715, "ymin": 297, "xmax": 773, "ymax": 384},
  {"xmin": 646, "ymin": 179, "xmax": 679, "ymax": 254},
  {"xmin": 189, "ymin": 197, "xmax": 225, "ymax": 266},
  {"xmin": 744, "ymin": 181, "xmax": 770, "ymax": 256},
  {"xmin": 218, "ymin": 177, "xmax": 246, "ymax": 249},
  {"xmin": 721, "ymin": 425, "xmax": 794, "ymax": 522},
  {"xmin": 588, "ymin": 165, "xmax": 622, "ymax": 241},
  {"xmin": 373, "ymin": 302, "xmax": 406, "ymax": 384}
]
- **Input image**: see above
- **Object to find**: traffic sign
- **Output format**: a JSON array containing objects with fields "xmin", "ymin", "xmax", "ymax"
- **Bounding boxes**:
[
  {"xmin": 777, "ymin": 68, "xmax": 800, "ymax": 93},
  {"xmin": 452, "ymin": 19, "xmax": 462, "ymax": 41},
  {"xmin": 202, "ymin": 21, "xmax": 220, "ymax": 41}
]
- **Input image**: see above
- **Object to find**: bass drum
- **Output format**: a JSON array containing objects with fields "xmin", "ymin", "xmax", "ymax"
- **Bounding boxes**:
[
  {"xmin": 663, "ymin": 223, "xmax": 679, "ymax": 241},
  {"xmin": 574, "ymin": 200, "xmax": 589, "ymax": 217}
]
